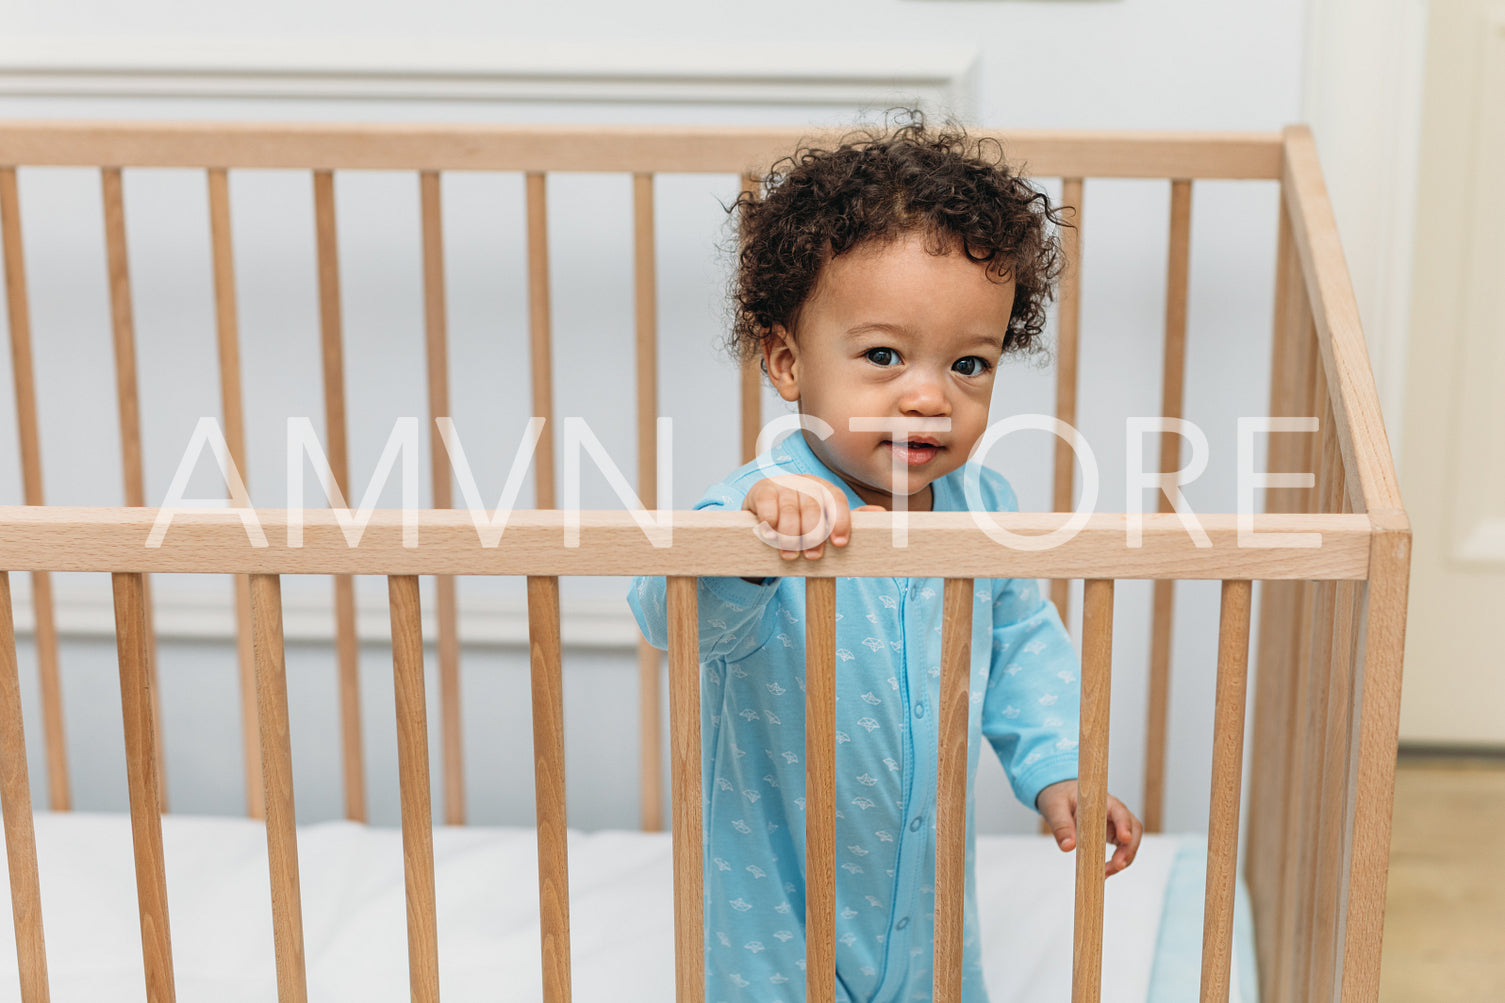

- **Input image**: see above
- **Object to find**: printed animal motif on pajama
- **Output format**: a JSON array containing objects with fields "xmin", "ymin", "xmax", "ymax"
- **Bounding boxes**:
[{"xmin": 628, "ymin": 431, "xmax": 1081, "ymax": 1003}]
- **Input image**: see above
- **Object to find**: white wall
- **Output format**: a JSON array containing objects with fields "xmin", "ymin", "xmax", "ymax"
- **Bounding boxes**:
[
  {"xmin": 0, "ymin": 0, "xmax": 1308, "ymax": 836},
  {"xmin": 1300, "ymin": 0, "xmax": 1428, "ymax": 480}
]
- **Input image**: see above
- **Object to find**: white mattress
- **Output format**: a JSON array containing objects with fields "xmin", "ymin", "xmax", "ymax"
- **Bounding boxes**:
[{"xmin": 0, "ymin": 812, "xmax": 1246, "ymax": 1002}]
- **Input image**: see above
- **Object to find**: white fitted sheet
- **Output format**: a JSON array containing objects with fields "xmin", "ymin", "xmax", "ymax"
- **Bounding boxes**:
[{"xmin": 0, "ymin": 812, "xmax": 1243, "ymax": 1002}]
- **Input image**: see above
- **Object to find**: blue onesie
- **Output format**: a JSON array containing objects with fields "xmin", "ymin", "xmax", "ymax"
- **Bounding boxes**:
[{"xmin": 627, "ymin": 431, "xmax": 1082, "ymax": 1003}]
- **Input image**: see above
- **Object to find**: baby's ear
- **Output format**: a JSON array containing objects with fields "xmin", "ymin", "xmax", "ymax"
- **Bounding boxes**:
[{"xmin": 765, "ymin": 325, "xmax": 801, "ymax": 402}]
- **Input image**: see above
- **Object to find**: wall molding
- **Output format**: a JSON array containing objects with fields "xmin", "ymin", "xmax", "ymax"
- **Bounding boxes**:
[{"xmin": 0, "ymin": 36, "xmax": 979, "ymax": 117}]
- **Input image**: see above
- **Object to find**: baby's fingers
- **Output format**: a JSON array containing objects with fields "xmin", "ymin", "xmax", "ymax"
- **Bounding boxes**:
[
  {"xmin": 1104, "ymin": 801, "xmax": 1144, "ymax": 877},
  {"xmin": 797, "ymin": 490, "xmax": 828, "ymax": 559},
  {"xmin": 774, "ymin": 490, "xmax": 810, "ymax": 559},
  {"xmin": 749, "ymin": 490, "xmax": 783, "ymax": 541}
]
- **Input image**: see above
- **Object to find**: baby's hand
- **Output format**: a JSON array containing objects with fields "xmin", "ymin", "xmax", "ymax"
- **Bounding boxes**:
[
  {"xmin": 1035, "ymin": 780, "xmax": 1143, "ymax": 878},
  {"xmin": 742, "ymin": 475, "xmax": 883, "ymax": 561}
]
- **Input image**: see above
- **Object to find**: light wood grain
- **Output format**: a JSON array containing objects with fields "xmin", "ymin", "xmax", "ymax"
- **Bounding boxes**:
[
  {"xmin": 0, "ymin": 122, "xmax": 1284, "ymax": 178},
  {"xmin": 1072, "ymin": 578, "xmax": 1114, "ymax": 1003},
  {"xmin": 0, "ymin": 168, "xmax": 68, "ymax": 814},
  {"xmin": 0, "ymin": 507, "xmax": 1374, "ymax": 580},
  {"xmin": 1309, "ymin": 485, "xmax": 1359, "ymax": 1003},
  {"xmin": 249, "ymin": 573, "xmax": 308, "ymax": 1003},
  {"xmin": 1282, "ymin": 126, "xmax": 1403, "ymax": 516},
  {"xmin": 1304, "ymin": 392, "xmax": 1345, "ymax": 1001},
  {"xmin": 1050, "ymin": 178, "xmax": 1083, "ymax": 627},
  {"xmin": 665, "ymin": 577, "xmax": 704, "ymax": 1002},
  {"xmin": 0, "ymin": 571, "xmax": 50, "ymax": 1003},
  {"xmin": 101, "ymin": 168, "xmax": 146, "ymax": 510},
  {"xmin": 934, "ymin": 579, "xmax": 972, "ymax": 1003},
  {"xmin": 637, "ymin": 641, "xmax": 663, "ymax": 832},
  {"xmin": 1142, "ymin": 577, "xmax": 1172, "ymax": 834},
  {"xmin": 206, "ymin": 166, "xmax": 264, "ymax": 822},
  {"xmin": 634, "ymin": 171, "xmax": 664, "ymax": 833},
  {"xmin": 805, "ymin": 576, "xmax": 836, "ymax": 1003},
  {"xmin": 528, "ymin": 575, "xmax": 573, "ymax": 1003},
  {"xmin": 1246, "ymin": 202, "xmax": 1299, "ymax": 983},
  {"xmin": 102, "ymin": 168, "xmax": 168, "ymax": 814},
  {"xmin": 526, "ymin": 172, "xmax": 557, "ymax": 510},
  {"xmin": 111, "ymin": 572, "xmax": 175, "ymax": 1002},
  {"xmin": 1271, "ymin": 304, "xmax": 1323, "ymax": 1003},
  {"xmin": 1142, "ymin": 178, "xmax": 1192, "ymax": 834},
  {"xmin": 312, "ymin": 169, "xmax": 367, "ymax": 825},
  {"xmin": 1277, "ymin": 348, "xmax": 1332, "ymax": 1003},
  {"xmin": 421, "ymin": 170, "xmax": 465, "ymax": 828},
  {"xmin": 388, "ymin": 574, "xmax": 440, "ymax": 1003},
  {"xmin": 1340, "ymin": 512, "xmax": 1410, "ymax": 1003},
  {"xmin": 1199, "ymin": 579, "xmax": 1252, "ymax": 1003},
  {"xmin": 0, "ymin": 170, "xmax": 41, "ymax": 514}
]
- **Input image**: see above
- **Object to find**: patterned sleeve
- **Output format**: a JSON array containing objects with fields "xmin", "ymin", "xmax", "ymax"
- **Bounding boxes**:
[
  {"xmin": 980, "ymin": 577, "xmax": 1082, "ymax": 811},
  {"xmin": 626, "ymin": 476, "xmax": 784, "ymax": 663},
  {"xmin": 971, "ymin": 467, "xmax": 1082, "ymax": 811}
]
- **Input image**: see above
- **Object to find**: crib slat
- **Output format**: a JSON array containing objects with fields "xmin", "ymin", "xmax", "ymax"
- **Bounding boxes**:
[
  {"xmin": 102, "ymin": 168, "xmax": 168, "ymax": 814},
  {"xmin": 312, "ymin": 169, "xmax": 368, "ymax": 824},
  {"xmin": 1295, "ymin": 347, "xmax": 1338, "ymax": 1003},
  {"xmin": 1072, "ymin": 578, "xmax": 1113, "ymax": 1003},
  {"xmin": 1050, "ymin": 177, "xmax": 1083, "ymax": 626},
  {"xmin": 420, "ymin": 170, "xmax": 466, "ymax": 827},
  {"xmin": 634, "ymin": 172, "xmax": 664, "ymax": 832},
  {"xmin": 804, "ymin": 576, "xmax": 836, "ymax": 1003},
  {"xmin": 0, "ymin": 571, "xmax": 50, "ymax": 1003},
  {"xmin": 739, "ymin": 172, "xmax": 762, "ymax": 464},
  {"xmin": 1270, "ymin": 304, "xmax": 1321, "ymax": 1003},
  {"xmin": 665, "ymin": 577, "xmax": 704, "ymax": 1002},
  {"xmin": 388, "ymin": 574, "xmax": 441, "ymax": 1003},
  {"xmin": 934, "ymin": 579, "xmax": 973, "ymax": 1003},
  {"xmin": 1198, "ymin": 578, "xmax": 1252, "ymax": 1003},
  {"xmin": 0, "ymin": 167, "xmax": 69, "ymax": 812},
  {"xmin": 1303, "ymin": 385, "xmax": 1348, "ymax": 1003},
  {"xmin": 249, "ymin": 573, "xmax": 309, "ymax": 1003},
  {"xmin": 206, "ymin": 167, "xmax": 265, "ymax": 822},
  {"xmin": 1247, "ymin": 199, "xmax": 1296, "ymax": 904},
  {"xmin": 111, "ymin": 571, "xmax": 175, "ymax": 1002},
  {"xmin": 526, "ymin": 172, "xmax": 557, "ymax": 509},
  {"xmin": 1307, "ymin": 477, "xmax": 1358, "ymax": 1003},
  {"xmin": 1248, "ymin": 202, "xmax": 1312, "ymax": 995},
  {"xmin": 636, "ymin": 642, "xmax": 663, "ymax": 832},
  {"xmin": 101, "ymin": 168, "xmax": 146, "ymax": 509},
  {"xmin": 1143, "ymin": 178, "xmax": 1193, "ymax": 835},
  {"xmin": 527, "ymin": 575, "xmax": 573, "ymax": 1002}
]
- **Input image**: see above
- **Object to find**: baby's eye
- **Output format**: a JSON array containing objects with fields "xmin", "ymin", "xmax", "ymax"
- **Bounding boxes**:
[
  {"xmin": 953, "ymin": 356, "xmax": 992, "ymax": 377},
  {"xmin": 864, "ymin": 347, "xmax": 899, "ymax": 367}
]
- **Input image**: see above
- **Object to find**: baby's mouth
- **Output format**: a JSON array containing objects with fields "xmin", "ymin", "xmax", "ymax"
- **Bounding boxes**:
[{"xmin": 884, "ymin": 440, "xmax": 944, "ymax": 466}]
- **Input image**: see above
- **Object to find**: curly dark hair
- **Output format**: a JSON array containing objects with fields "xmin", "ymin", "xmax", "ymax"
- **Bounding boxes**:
[{"xmin": 726, "ymin": 109, "xmax": 1071, "ymax": 371}]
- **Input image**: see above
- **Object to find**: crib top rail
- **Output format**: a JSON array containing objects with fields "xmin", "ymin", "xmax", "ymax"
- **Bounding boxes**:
[
  {"xmin": 0, "ymin": 505, "xmax": 1372, "ymax": 580},
  {"xmin": 1280, "ymin": 125, "xmax": 1404, "ymax": 521},
  {"xmin": 0, "ymin": 120, "xmax": 1283, "ymax": 179}
]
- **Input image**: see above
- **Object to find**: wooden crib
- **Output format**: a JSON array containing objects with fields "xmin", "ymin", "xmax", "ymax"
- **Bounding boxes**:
[{"xmin": 0, "ymin": 121, "xmax": 1409, "ymax": 1003}]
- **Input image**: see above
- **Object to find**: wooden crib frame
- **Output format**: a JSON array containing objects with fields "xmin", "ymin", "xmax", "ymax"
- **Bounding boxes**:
[{"xmin": 0, "ymin": 122, "xmax": 1409, "ymax": 1003}]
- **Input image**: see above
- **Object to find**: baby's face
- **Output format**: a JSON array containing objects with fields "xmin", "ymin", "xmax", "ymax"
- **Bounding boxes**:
[{"xmin": 764, "ymin": 231, "xmax": 1015, "ymax": 511}]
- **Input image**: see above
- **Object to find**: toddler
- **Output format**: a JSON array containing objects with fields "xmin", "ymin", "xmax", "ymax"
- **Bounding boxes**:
[{"xmin": 628, "ymin": 112, "xmax": 1143, "ymax": 1003}]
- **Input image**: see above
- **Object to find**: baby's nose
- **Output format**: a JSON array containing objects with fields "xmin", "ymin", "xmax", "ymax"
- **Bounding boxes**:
[{"xmin": 899, "ymin": 374, "xmax": 951, "ymax": 415}]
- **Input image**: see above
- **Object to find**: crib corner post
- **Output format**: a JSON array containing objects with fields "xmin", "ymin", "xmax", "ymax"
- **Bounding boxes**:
[{"xmin": 1336, "ymin": 511, "xmax": 1410, "ymax": 1003}]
